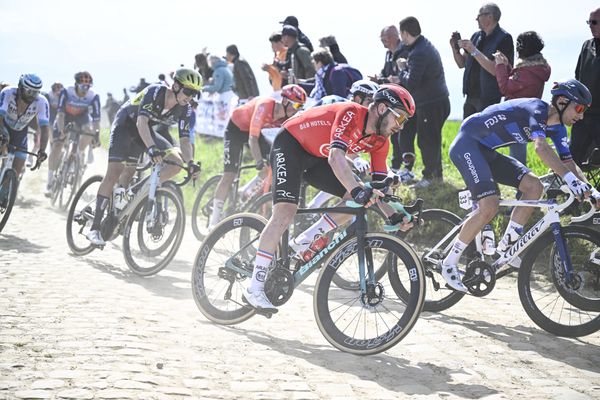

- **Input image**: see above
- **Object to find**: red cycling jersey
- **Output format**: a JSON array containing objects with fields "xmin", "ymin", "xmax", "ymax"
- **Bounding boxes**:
[
  {"xmin": 230, "ymin": 97, "xmax": 286, "ymax": 137},
  {"xmin": 283, "ymin": 102, "xmax": 389, "ymax": 176}
]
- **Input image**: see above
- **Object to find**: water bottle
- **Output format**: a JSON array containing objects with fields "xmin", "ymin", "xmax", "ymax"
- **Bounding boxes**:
[{"xmin": 481, "ymin": 224, "xmax": 496, "ymax": 256}]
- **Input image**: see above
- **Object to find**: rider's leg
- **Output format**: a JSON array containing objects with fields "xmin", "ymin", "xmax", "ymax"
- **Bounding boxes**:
[
  {"xmin": 209, "ymin": 171, "xmax": 236, "ymax": 227},
  {"xmin": 87, "ymin": 162, "xmax": 125, "ymax": 244},
  {"xmin": 46, "ymin": 134, "xmax": 64, "ymax": 192}
]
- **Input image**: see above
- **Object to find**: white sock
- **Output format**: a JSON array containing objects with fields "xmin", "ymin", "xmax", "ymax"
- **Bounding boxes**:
[
  {"xmin": 289, "ymin": 213, "xmax": 337, "ymax": 253},
  {"xmin": 443, "ymin": 239, "xmax": 468, "ymax": 266},
  {"xmin": 47, "ymin": 170, "xmax": 54, "ymax": 186},
  {"xmin": 306, "ymin": 191, "xmax": 334, "ymax": 208},
  {"xmin": 209, "ymin": 199, "xmax": 225, "ymax": 227},
  {"xmin": 250, "ymin": 249, "xmax": 274, "ymax": 292}
]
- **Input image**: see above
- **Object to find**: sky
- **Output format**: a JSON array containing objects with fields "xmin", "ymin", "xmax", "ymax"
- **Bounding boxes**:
[{"xmin": 0, "ymin": 0, "xmax": 597, "ymax": 121}]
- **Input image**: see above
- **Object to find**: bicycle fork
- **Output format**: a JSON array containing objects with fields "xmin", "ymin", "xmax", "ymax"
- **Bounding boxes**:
[{"xmin": 549, "ymin": 222, "xmax": 577, "ymax": 286}]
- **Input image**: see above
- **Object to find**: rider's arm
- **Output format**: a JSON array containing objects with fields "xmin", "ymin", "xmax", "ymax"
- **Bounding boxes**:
[
  {"xmin": 36, "ymin": 96, "xmax": 50, "ymax": 152},
  {"xmin": 534, "ymin": 137, "xmax": 569, "ymax": 178},
  {"xmin": 179, "ymin": 136, "xmax": 193, "ymax": 163},
  {"xmin": 328, "ymin": 147, "xmax": 362, "ymax": 194},
  {"xmin": 136, "ymin": 115, "xmax": 156, "ymax": 149}
]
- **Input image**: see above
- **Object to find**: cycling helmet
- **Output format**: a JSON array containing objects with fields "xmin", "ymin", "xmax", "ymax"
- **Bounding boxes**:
[
  {"xmin": 551, "ymin": 79, "xmax": 592, "ymax": 107},
  {"xmin": 18, "ymin": 74, "xmax": 43, "ymax": 102},
  {"xmin": 373, "ymin": 84, "xmax": 415, "ymax": 117},
  {"xmin": 281, "ymin": 84, "xmax": 307, "ymax": 104},
  {"xmin": 173, "ymin": 68, "xmax": 203, "ymax": 92},
  {"xmin": 350, "ymin": 79, "xmax": 380, "ymax": 97},
  {"xmin": 74, "ymin": 71, "xmax": 93, "ymax": 85}
]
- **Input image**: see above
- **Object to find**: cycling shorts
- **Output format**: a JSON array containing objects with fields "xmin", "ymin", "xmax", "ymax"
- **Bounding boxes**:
[
  {"xmin": 51, "ymin": 114, "xmax": 91, "ymax": 142},
  {"xmin": 108, "ymin": 121, "xmax": 172, "ymax": 164},
  {"xmin": 223, "ymin": 120, "xmax": 271, "ymax": 173},
  {"xmin": 449, "ymin": 132, "xmax": 530, "ymax": 200},
  {"xmin": 4, "ymin": 123, "xmax": 28, "ymax": 160},
  {"xmin": 270, "ymin": 130, "xmax": 346, "ymax": 204}
]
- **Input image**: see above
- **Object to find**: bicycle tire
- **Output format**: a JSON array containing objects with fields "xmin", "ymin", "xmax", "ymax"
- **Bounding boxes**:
[
  {"xmin": 394, "ymin": 209, "xmax": 471, "ymax": 312},
  {"xmin": 66, "ymin": 175, "xmax": 103, "ymax": 255},
  {"xmin": 191, "ymin": 174, "xmax": 223, "ymax": 241},
  {"xmin": 60, "ymin": 154, "xmax": 81, "ymax": 211},
  {"xmin": 518, "ymin": 225, "xmax": 600, "ymax": 337},
  {"xmin": 122, "ymin": 186, "xmax": 186, "ymax": 276},
  {"xmin": 50, "ymin": 153, "xmax": 67, "ymax": 207},
  {"xmin": 0, "ymin": 169, "xmax": 19, "ymax": 232},
  {"xmin": 313, "ymin": 233, "xmax": 425, "ymax": 355},
  {"xmin": 192, "ymin": 213, "xmax": 273, "ymax": 325}
]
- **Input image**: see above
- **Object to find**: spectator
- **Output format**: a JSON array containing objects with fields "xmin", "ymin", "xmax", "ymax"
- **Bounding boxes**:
[
  {"xmin": 319, "ymin": 35, "xmax": 348, "ymax": 64},
  {"xmin": 194, "ymin": 51, "xmax": 213, "ymax": 83},
  {"xmin": 370, "ymin": 25, "xmax": 407, "ymax": 84},
  {"xmin": 103, "ymin": 92, "xmax": 121, "ymax": 126},
  {"xmin": 261, "ymin": 32, "xmax": 288, "ymax": 93},
  {"xmin": 281, "ymin": 25, "xmax": 316, "ymax": 88},
  {"xmin": 226, "ymin": 44, "xmax": 260, "ymax": 104},
  {"xmin": 157, "ymin": 73, "xmax": 170, "ymax": 87},
  {"xmin": 121, "ymin": 87, "xmax": 129, "ymax": 104},
  {"xmin": 279, "ymin": 15, "xmax": 313, "ymax": 52},
  {"xmin": 570, "ymin": 6, "xmax": 600, "ymax": 167},
  {"xmin": 203, "ymin": 55, "xmax": 234, "ymax": 96},
  {"xmin": 309, "ymin": 48, "xmax": 362, "ymax": 101},
  {"xmin": 494, "ymin": 31, "xmax": 551, "ymax": 166},
  {"xmin": 130, "ymin": 77, "xmax": 149, "ymax": 94},
  {"xmin": 395, "ymin": 16, "xmax": 450, "ymax": 187},
  {"xmin": 451, "ymin": 3, "xmax": 514, "ymax": 117}
]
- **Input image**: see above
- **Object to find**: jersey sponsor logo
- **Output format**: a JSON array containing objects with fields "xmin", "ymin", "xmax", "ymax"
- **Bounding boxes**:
[
  {"xmin": 463, "ymin": 152, "xmax": 480, "ymax": 184},
  {"xmin": 319, "ymin": 143, "xmax": 331, "ymax": 157},
  {"xmin": 333, "ymin": 110, "xmax": 355, "ymax": 139},
  {"xmin": 298, "ymin": 120, "xmax": 332, "ymax": 130},
  {"xmin": 483, "ymin": 114, "xmax": 506, "ymax": 128},
  {"xmin": 275, "ymin": 152, "xmax": 287, "ymax": 185},
  {"xmin": 276, "ymin": 189, "xmax": 295, "ymax": 200}
]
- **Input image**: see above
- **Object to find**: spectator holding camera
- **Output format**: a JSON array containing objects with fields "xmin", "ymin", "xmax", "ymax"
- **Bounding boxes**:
[{"xmin": 450, "ymin": 3, "xmax": 513, "ymax": 118}]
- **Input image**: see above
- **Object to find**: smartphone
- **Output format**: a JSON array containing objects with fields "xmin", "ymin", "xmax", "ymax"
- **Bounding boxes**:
[{"xmin": 452, "ymin": 32, "xmax": 461, "ymax": 50}]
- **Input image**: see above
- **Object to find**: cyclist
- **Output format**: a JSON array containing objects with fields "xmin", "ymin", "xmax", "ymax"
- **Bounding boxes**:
[
  {"xmin": 86, "ymin": 68, "xmax": 202, "ymax": 246},
  {"xmin": 442, "ymin": 79, "xmax": 599, "ymax": 292},
  {"xmin": 207, "ymin": 84, "xmax": 307, "ymax": 229},
  {"xmin": 242, "ymin": 83, "xmax": 415, "ymax": 312},
  {"xmin": 0, "ymin": 74, "xmax": 49, "ymax": 179},
  {"xmin": 46, "ymin": 71, "xmax": 101, "ymax": 196}
]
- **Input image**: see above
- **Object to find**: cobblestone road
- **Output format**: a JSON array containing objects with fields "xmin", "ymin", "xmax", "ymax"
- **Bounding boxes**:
[{"xmin": 1, "ymin": 159, "xmax": 600, "ymax": 400}]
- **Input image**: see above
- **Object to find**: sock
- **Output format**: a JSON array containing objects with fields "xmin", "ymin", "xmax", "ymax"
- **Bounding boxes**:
[
  {"xmin": 47, "ymin": 170, "xmax": 54, "ymax": 186},
  {"xmin": 250, "ymin": 249, "xmax": 274, "ymax": 292},
  {"xmin": 443, "ymin": 239, "xmax": 468, "ymax": 266},
  {"xmin": 289, "ymin": 213, "xmax": 337, "ymax": 253},
  {"xmin": 90, "ymin": 195, "xmax": 109, "ymax": 231},
  {"xmin": 306, "ymin": 191, "xmax": 334, "ymax": 208},
  {"xmin": 209, "ymin": 198, "xmax": 225, "ymax": 227}
]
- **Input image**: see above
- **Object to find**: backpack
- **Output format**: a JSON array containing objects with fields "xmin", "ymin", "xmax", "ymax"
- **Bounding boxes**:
[{"xmin": 323, "ymin": 64, "xmax": 363, "ymax": 97}]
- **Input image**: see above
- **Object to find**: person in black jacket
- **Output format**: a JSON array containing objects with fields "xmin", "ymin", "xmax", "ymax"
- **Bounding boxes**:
[
  {"xmin": 279, "ymin": 15, "xmax": 313, "ymax": 52},
  {"xmin": 395, "ymin": 16, "xmax": 450, "ymax": 187},
  {"xmin": 319, "ymin": 36, "xmax": 347, "ymax": 64},
  {"xmin": 570, "ymin": 6, "xmax": 600, "ymax": 167}
]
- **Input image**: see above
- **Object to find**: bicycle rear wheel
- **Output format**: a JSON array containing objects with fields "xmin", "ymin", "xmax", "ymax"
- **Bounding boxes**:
[
  {"xmin": 314, "ymin": 233, "xmax": 425, "ymax": 355},
  {"xmin": 66, "ymin": 175, "xmax": 103, "ymax": 255},
  {"xmin": 518, "ymin": 226, "xmax": 600, "ymax": 337},
  {"xmin": 191, "ymin": 174, "xmax": 222, "ymax": 241},
  {"xmin": 122, "ymin": 186, "xmax": 185, "ymax": 276},
  {"xmin": 192, "ymin": 213, "xmax": 271, "ymax": 324},
  {"xmin": 0, "ymin": 169, "xmax": 19, "ymax": 233}
]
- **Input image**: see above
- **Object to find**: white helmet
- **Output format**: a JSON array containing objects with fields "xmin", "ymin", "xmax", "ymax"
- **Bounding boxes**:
[{"xmin": 350, "ymin": 79, "xmax": 380, "ymax": 97}]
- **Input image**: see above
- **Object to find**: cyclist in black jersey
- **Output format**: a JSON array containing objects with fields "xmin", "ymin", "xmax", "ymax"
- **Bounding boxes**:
[{"xmin": 86, "ymin": 68, "xmax": 202, "ymax": 246}]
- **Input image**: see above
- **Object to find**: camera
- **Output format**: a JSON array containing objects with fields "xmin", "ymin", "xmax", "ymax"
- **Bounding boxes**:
[{"xmin": 451, "ymin": 31, "xmax": 461, "ymax": 50}]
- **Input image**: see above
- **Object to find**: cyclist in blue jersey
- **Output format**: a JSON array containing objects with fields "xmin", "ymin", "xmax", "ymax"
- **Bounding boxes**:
[
  {"xmin": 86, "ymin": 68, "xmax": 202, "ymax": 246},
  {"xmin": 46, "ymin": 71, "xmax": 101, "ymax": 195},
  {"xmin": 441, "ymin": 79, "xmax": 599, "ymax": 292},
  {"xmin": 0, "ymin": 74, "xmax": 49, "ymax": 177}
]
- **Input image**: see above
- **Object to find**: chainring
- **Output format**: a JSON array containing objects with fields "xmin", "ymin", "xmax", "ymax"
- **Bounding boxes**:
[
  {"xmin": 463, "ymin": 260, "xmax": 496, "ymax": 297},
  {"xmin": 265, "ymin": 268, "xmax": 294, "ymax": 306}
]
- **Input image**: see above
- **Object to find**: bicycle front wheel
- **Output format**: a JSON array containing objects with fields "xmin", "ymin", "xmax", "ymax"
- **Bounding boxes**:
[
  {"xmin": 518, "ymin": 226, "xmax": 600, "ymax": 337},
  {"xmin": 191, "ymin": 174, "xmax": 222, "ymax": 241},
  {"xmin": 66, "ymin": 175, "xmax": 103, "ymax": 255},
  {"xmin": 314, "ymin": 233, "xmax": 425, "ymax": 355},
  {"xmin": 122, "ymin": 186, "xmax": 186, "ymax": 276},
  {"xmin": 0, "ymin": 169, "xmax": 19, "ymax": 232},
  {"xmin": 192, "ymin": 213, "xmax": 271, "ymax": 325}
]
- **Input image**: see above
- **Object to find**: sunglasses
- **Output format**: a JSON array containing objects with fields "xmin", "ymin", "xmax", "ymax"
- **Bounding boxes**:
[
  {"xmin": 574, "ymin": 103, "xmax": 588, "ymax": 114},
  {"xmin": 181, "ymin": 87, "xmax": 199, "ymax": 97},
  {"xmin": 387, "ymin": 107, "xmax": 409, "ymax": 126},
  {"xmin": 289, "ymin": 101, "xmax": 303, "ymax": 110},
  {"xmin": 22, "ymin": 88, "xmax": 40, "ymax": 99},
  {"xmin": 587, "ymin": 19, "xmax": 598, "ymax": 26}
]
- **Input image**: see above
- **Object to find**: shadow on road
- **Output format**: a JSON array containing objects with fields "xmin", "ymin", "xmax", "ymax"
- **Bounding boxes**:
[
  {"xmin": 215, "ymin": 325, "xmax": 498, "ymax": 397},
  {"xmin": 0, "ymin": 233, "xmax": 47, "ymax": 254}
]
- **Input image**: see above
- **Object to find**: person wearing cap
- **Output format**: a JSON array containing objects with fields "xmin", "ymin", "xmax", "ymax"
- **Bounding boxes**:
[
  {"xmin": 261, "ymin": 32, "xmax": 288, "ymax": 94},
  {"xmin": 281, "ymin": 25, "xmax": 316, "ymax": 87},
  {"xmin": 279, "ymin": 15, "xmax": 313, "ymax": 52}
]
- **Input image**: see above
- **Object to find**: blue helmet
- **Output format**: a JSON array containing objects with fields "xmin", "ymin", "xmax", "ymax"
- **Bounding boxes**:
[
  {"xmin": 18, "ymin": 74, "xmax": 43, "ymax": 91},
  {"xmin": 551, "ymin": 79, "xmax": 592, "ymax": 106}
]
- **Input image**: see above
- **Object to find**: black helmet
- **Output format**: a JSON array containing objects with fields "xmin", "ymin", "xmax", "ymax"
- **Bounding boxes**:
[{"xmin": 551, "ymin": 79, "xmax": 592, "ymax": 106}]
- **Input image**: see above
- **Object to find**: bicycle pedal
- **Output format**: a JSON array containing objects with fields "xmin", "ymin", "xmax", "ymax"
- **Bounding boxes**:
[{"xmin": 254, "ymin": 308, "xmax": 275, "ymax": 318}]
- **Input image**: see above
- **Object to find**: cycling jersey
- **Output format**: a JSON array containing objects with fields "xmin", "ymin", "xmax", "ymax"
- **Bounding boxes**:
[
  {"xmin": 44, "ymin": 91, "xmax": 61, "ymax": 124},
  {"xmin": 0, "ymin": 87, "xmax": 49, "ymax": 132},
  {"xmin": 230, "ymin": 97, "xmax": 286, "ymax": 137},
  {"xmin": 546, "ymin": 124, "xmax": 572, "ymax": 161},
  {"xmin": 115, "ymin": 84, "xmax": 192, "ymax": 139},
  {"xmin": 283, "ymin": 102, "xmax": 389, "ymax": 177},
  {"xmin": 57, "ymin": 86, "xmax": 101, "ymax": 122}
]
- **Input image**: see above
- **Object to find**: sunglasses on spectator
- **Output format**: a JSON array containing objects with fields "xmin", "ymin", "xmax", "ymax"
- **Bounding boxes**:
[
  {"xmin": 587, "ymin": 19, "xmax": 598, "ymax": 25},
  {"xmin": 387, "ymin": 107, "xmax": 409, "ymax": 126},
  {"xmin": 181, "ymin": 87, "xmax": 199, "ymax": 97},
  {"xmin": 574, "ymin": 103, "xmax": 588, "ymax": 114}
]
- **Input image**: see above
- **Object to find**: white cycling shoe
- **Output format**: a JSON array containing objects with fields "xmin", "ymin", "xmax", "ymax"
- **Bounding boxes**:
[
  {"xmin": 242, "ymin": 288, "xmax": 278, "ymax": 313},
  {"xmin": 86, "ymin": 230, "xmax": 106, "ymax": 246},
  {"xmin": 441, "ymin": 263, "xmax": 468, "ymax": 293}
]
